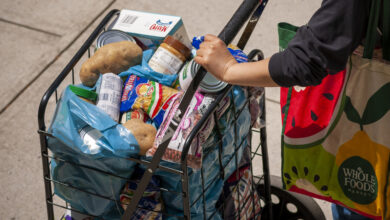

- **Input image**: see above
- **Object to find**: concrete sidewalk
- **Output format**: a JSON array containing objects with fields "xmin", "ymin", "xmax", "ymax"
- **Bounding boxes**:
[{"xmin": 0, "ymin": 0, "xmax": 332, "ymax": 219}]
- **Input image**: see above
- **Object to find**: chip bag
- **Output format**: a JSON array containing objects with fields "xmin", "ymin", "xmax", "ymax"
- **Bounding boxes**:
[{"xmin": 120, "ymin": 75, "xmax": 180, "ymax": 128}]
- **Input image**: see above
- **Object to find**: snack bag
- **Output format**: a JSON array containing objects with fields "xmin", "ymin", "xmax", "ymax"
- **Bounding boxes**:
[
  {"xmin": 147, "ymin": 91, "xmax": 230, "ymax": 169},
  {"xmin": 120, "ymin": 109, "xmax": 149, "ymax": 124},
  {"xmin": 120, "ymin": 75, "xmax": 180, "ymax": 128},
  {"xmin": 219, "ymin": 148, "xmax": 261, "ymax": 220},
  {"xmin": 120, "ymin": 168, "xmax": 162, "ymax": 220}
]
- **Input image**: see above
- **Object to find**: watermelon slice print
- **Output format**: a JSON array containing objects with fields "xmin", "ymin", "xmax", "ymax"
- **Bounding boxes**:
[{"xmin": 281, "ymin": 70, "xmax": 347, "ymax": 146}]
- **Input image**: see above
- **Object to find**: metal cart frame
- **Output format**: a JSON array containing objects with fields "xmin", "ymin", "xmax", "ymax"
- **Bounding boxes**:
[{"xmin": 38, "ymin": 0, "xmax": 324, "ymax": 219}]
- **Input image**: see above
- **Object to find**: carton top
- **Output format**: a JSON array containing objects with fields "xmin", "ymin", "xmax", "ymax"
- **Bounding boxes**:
[{"xmin": 111, "ymin": 9, "xmax": 183, "ymax": 40}]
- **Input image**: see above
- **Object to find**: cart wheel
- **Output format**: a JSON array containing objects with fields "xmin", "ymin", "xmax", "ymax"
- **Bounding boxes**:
[
  {"xmin": 257, "ymin": 175, "xmax": 326, "ymax": 220},
  {"xmin": 248, "ymin": 49, "xmax": 265, "ymax": 62}
]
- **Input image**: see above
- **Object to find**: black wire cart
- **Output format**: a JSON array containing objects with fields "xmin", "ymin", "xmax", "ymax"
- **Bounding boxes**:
[{"xmin": 38, "ymin": 0, "xmax": 326, "ymax": 219}]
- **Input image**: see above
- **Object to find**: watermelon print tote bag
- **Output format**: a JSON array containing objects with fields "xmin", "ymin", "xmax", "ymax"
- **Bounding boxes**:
[{"xmin": 279, "ymin": 1, "xmax": 390, "ymax": 219}]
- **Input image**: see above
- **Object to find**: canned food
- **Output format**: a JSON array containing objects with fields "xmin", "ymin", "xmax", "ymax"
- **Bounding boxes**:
[
  {"xmin": 96, "ymin": 73, "xmax": 123, "ymax": 122},
  {"xmin": 179, "ymin": 59, "xmax": 227, "ymax": 93},
  {"xmin": 96, "ymin": 30, "xmax": 136, "ymax": 49}
]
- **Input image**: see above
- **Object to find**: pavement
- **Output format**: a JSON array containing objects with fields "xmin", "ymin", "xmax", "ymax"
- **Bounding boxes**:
[{"xmin": 0, "ymin": 0, "xmax": 333, "ymax": 219}]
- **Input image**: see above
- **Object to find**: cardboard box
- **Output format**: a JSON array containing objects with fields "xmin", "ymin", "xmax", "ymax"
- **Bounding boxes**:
[{"xmin": 111, "ymin": 9, "xmax": 191, "ymax": 49}]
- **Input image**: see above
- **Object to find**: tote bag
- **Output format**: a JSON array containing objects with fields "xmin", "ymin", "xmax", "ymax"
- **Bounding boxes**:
[{"xmin": 279, "ymin": 1, "xmax": 390, "ymax": 219}]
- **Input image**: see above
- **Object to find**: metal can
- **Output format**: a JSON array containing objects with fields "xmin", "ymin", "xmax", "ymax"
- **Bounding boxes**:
[
  {"xmin": 96, "ymin": 73, "xmax": 123, "ymax": 122},
  {"xmin": 178, "ymin": 59, "xmax": 227, "ymax": 93},
  {"xmin": 96, "ymin": 30, "xmax": 136, "ymax": 49}
]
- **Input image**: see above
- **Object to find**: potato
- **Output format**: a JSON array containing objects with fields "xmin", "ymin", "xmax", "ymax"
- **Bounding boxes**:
[
  {"xmin": 80, "ymin": 41, "xmax": 142, "ymax": 87},
  {"xmin": 123, "ymin": 119, "xmax": 156, "ymax": 155}
]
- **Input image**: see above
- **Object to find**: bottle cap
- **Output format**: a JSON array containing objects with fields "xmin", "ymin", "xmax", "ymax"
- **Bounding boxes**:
[{"xmin": 164, "ymin": 36, "xmax": 191, "ymax": 59}]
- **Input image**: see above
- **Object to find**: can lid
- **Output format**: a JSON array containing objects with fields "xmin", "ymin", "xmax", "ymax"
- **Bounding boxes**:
[
  {"xmin": 164, "ymin": 36, "xmax": 191, "ymax": 59},
  {"xmin": 69, "ymin": 85, "xmax": 98, "ymax": 101},
  {"xmin": 189, "ymin": 60, "xmax": 227, "ymax": 93},
  {"xmin": 96, "ymin": 30, "xmax": 135, "ymax": 48},
  {"xmin": 200, "ymin": 72, "xmax": 228, "ymax": 93}
]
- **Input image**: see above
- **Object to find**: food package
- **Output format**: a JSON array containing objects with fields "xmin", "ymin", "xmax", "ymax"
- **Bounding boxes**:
[
  {"xmin": 147, "ymin": 91, "xmax": 230, "ymax": 169},
  {"xmin": 120, "ymin": 168, "xmax": 162, "ymax": 220},
  {"xmin": 120, "ymin": 75, "xmax": 180, "ymax": 128},
  {"xmin": 150, "ymin": 86, "xmax": 251, "ymax": 219},
  {"xmin": 111, "ymin": 9, "xmax": 191, "ymax": 49},
  {"xmin": 219, "ymin": 148, "xmax": 261, "ymax": 220},
  {"xmin": 247, "ymin": 87, "xmax": 264, "ymax": 128},
  {"xmin": 61, "ymin": 208, "xmax": 93, "ymax": 220},
  {"xmin": 120, "ymin": 109, "xmax": 149, "ymax": 124},
  {"xmin": 96, "ymin": 73, "xmax": 123, "ymax": 122}
]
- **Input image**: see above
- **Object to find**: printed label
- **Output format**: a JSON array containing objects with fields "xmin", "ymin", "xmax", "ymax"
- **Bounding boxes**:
[
  {"xmin": 148, "ymin": 46, "xmax": 183, "ymax": 74},
  {"xmin": 338, "ymin": 156, "xmax": 378, "ymax": 204},
  {"xmin": 112, "ymin": 10, "xmax": 180, "ymax": 38},
  {"xmin": 120, "ymin": 15, "xmax": 138, "ymax": 25},
  {"xmin": 178, "ymin": 61, "xmax": 193, "ymax": 91},
  {"xmin": 149, "ymin": 20, "xmax": 173, "ymax": 32},
  {"xmin": 97, "ymin": 73, "xmax": 123, "ymax": 121}
]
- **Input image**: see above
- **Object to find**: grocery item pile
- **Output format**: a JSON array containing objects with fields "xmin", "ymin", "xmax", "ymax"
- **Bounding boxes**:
[{"xmin": 47, "ymin": 9, "xmax": 262, "ymax": 220}]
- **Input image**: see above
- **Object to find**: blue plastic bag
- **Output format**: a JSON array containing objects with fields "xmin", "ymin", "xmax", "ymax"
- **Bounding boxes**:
[
  {"xmin": 47, "ymin": 86, "xmax": 140, "ymax": 219},
  {"xmin": 119, "ymin": 49, "xmax": 178, "ymax": 87}
]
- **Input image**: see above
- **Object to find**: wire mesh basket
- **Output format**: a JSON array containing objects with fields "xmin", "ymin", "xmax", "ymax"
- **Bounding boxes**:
[{"xmin": 37, "ymin": 1, "xmax": 274, "ymax": 219}]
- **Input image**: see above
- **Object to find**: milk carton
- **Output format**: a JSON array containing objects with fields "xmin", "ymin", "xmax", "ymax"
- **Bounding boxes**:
[{"xmin": 111, "ymin": 9, "xmax": 191, "ymax": 49}]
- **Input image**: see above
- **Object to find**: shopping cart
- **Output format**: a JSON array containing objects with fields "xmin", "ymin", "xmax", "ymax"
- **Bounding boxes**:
[{"xmin": 38, "ymin": 0, "xmax": 326, "ymax": 219}]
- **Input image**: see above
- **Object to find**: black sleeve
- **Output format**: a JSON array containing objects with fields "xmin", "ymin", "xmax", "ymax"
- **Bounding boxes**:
[{"xmin": 268, "ymin": 0, "xmax": 371, "ymax": 87}]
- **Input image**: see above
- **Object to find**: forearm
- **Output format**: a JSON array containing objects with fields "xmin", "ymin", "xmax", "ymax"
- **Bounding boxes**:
[{"xmin": 223, "ymin": 57, "xmax": 279, "ymax": 87}]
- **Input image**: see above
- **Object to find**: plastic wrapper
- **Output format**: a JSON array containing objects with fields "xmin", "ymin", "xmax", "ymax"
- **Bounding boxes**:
[
  {"xmin": 120, "ymin": 168, "xmax": 162, "ymax": 220},
  {"xmin": 120, "ymin": 75, "xmax": 180, "ymax": 128},
  {"xmin": 247, "ymin": 87, "xmax": 264, "ymax": 128},
  {"xmin": 120, "ymin": 109, "xmax": 149, "ymax": 124},
  {"xmin": 61, "ymin": 208, "xmax": 93, "ymax": 220},
  {"xmin": 47, "ymin": 86, "xmax": 139, "ymax": 219},
  {"xmin": 192, "ymin": 36, "xmax": 249, "ymax": 63},
  {"xmin": 147, "ymin": 91, "xmax": 230, "ymax": 169},
  {"xmin": 143, "ymin": 86, "xmax": 251, "ymax": 219},
  {"xmin": 218, "ymin": 147, "xmax": 261, "ymax": 219},
  {"xmin": 119, "ymin": 49, "xmax": 178, "ymax": 87}
]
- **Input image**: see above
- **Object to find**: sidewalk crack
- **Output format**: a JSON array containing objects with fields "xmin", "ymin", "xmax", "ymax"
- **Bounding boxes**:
[
  {"xmin": 0, "ymin": 17, "xmax": 62, "ymax": 37},
  {"xmin": 0, "ymin": 0, "xmax": 116, "ymax": 115}
]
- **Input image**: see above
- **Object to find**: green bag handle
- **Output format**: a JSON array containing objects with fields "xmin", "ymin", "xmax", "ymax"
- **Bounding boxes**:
[
  {"xmin": 364, "ymin": 0, "xmax": 390, "ymax": 60},
  {"xmin": 382, "ymin": 0, "xmax": 390, "ymax": 61},
  {"xmin": 277, "ymin": 22, "xmax": 299, "ymax": 51},
  {"xmin": 363, "ymin": 0, "xmax": 381, "ymax": 59}
]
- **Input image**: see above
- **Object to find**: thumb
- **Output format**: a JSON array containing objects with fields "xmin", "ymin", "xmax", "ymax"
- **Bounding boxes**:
[{"xmin": 194, "ymin": 56, "xmax": 206, "ymax": 67}]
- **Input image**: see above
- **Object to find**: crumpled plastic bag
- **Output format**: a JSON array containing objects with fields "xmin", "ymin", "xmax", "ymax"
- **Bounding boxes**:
[
  {"xmin": 119, "ymin": 49, "xmax": 178, "ymax": 87},
  {"xmin": 47, "ymin": 85, "xmax": 140, "ymax": 219}
]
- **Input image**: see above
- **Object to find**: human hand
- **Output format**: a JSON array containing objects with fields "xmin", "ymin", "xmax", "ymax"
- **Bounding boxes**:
[{"xmin": 194, "ymin": 34, "xmax": 237, "ymax": 82}]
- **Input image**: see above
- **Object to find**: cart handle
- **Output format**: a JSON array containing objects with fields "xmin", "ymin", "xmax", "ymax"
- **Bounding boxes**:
[
  {"xmin": 121, "ymin": 0, "xmax": 262, "ymax": 219},
  {"xmin": 181, "ymin": 0, "xmax": 269, "ymax": 164}
]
